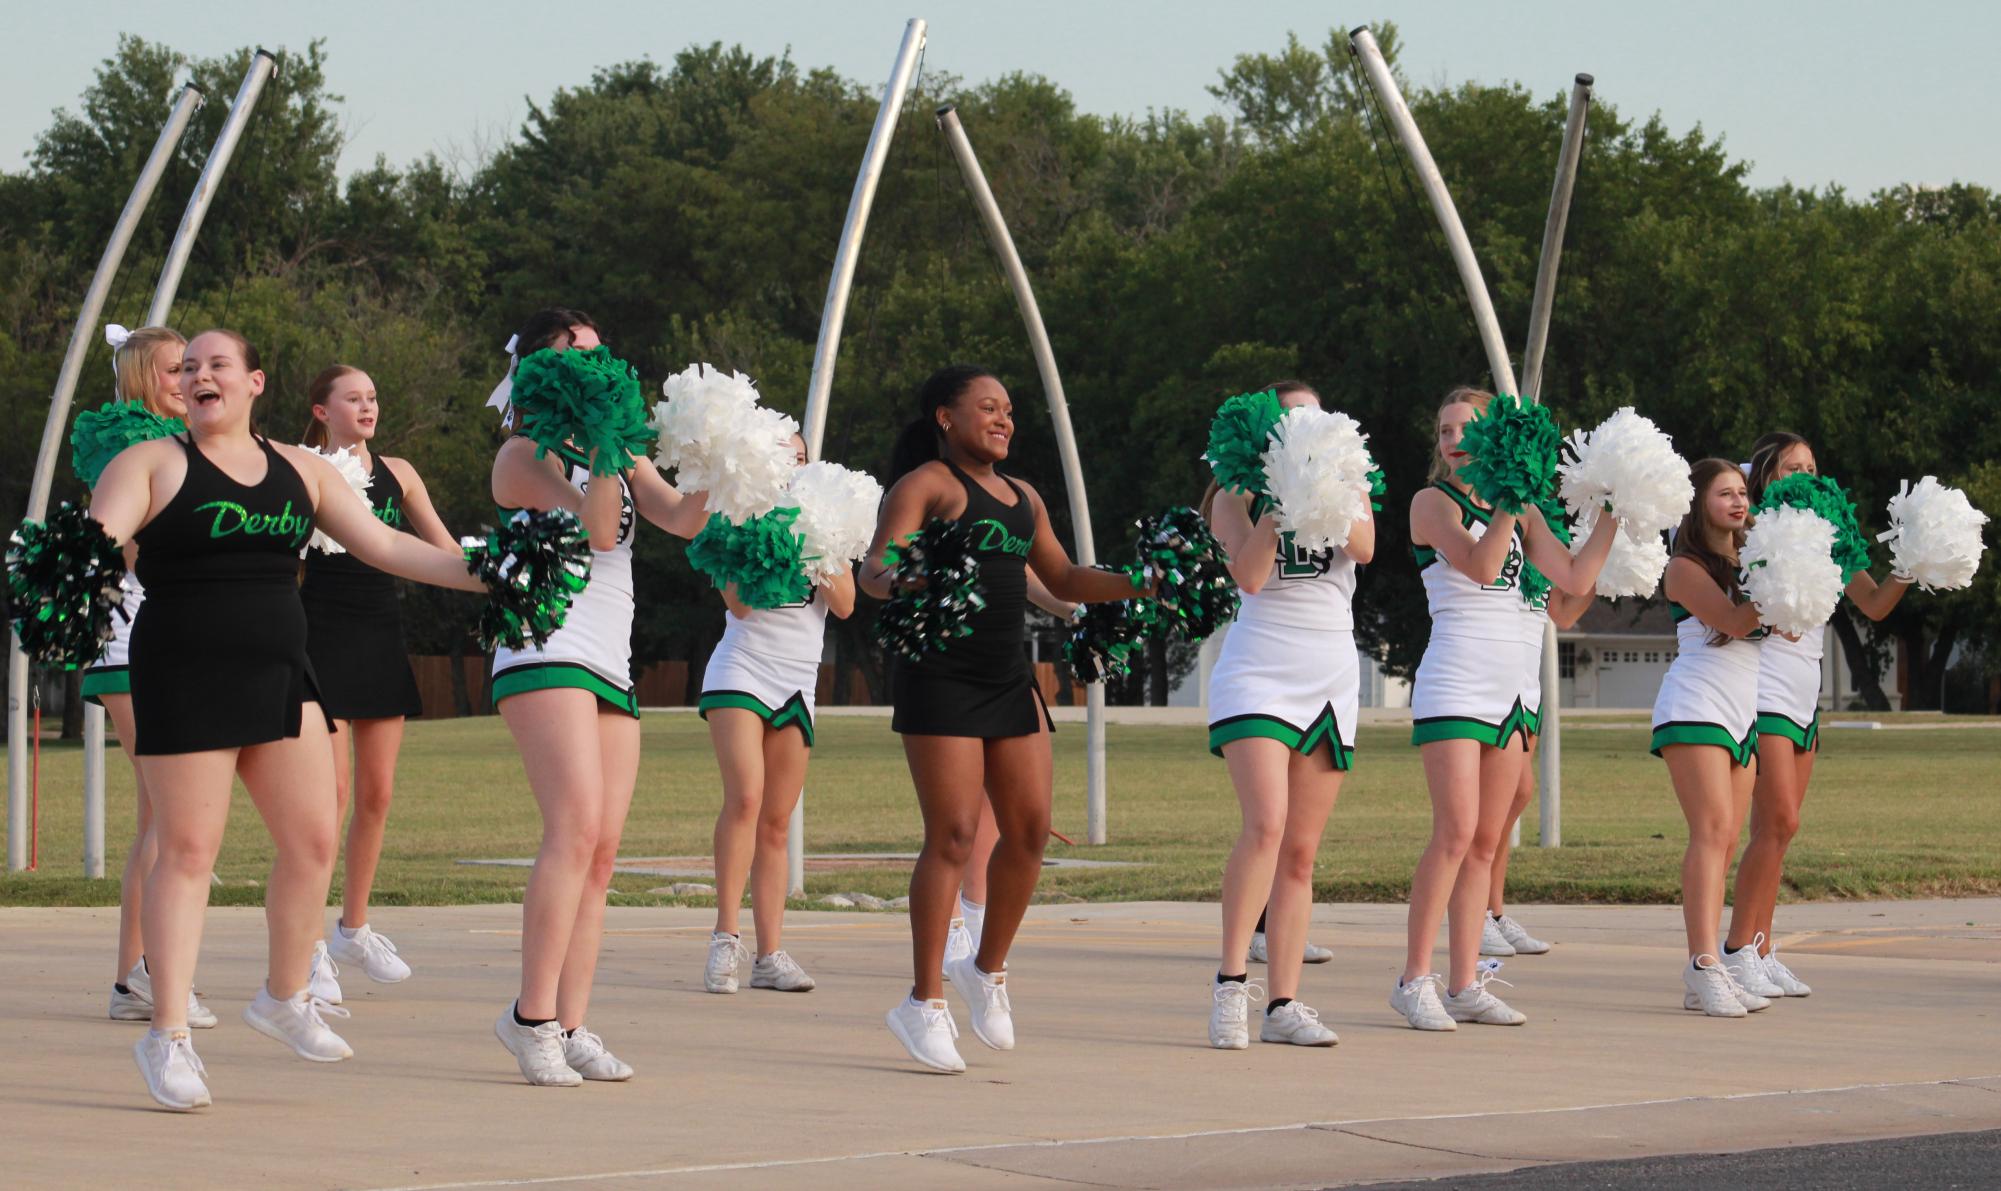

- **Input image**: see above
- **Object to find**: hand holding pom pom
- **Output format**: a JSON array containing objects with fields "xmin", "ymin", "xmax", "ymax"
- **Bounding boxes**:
[
  {"xmin": 1063, "ymin": 599, "xmax": 1155, "ymax": 684},
  {"xmin": 1262, "ymin": 407, "xmax": 1378, "ymax": 554},
  {"xmin": 873, "ymin": 519, "xmax": 987, "ymax": 661},
  {"xmin": 462, "ymin": 509, "xmax": 593, "ymax": 651},
  {"xmin": 1755, "ymin": 473, "xmax": 1870, "ymax": 583},
  {"xmin": 1572, "ymin": 507, "xmax": 1670, "ymax": 599},
  {"xmin": 1741, "ymin": 506, "xmax": 1844, "ymax": 637},
  {"xmin": 1557, "ymin": 407, "xmax": 1691, "ymax": 536},
  {"xmin": 686, "ymin": 509, "xmax": 811, "ymax": 610},
  {"xmin": 653, "ymin": 364, "xmax": 799, "ymax": 524},
  {"xmin": 71, "ymin": 401, "xmax": 185, "ymax": 487},
  {"xmin": 510, "ymin": 347, "xmax": 657, "ymax": 478},
  {"xmin": 6, "ymin": 502, "xmax": 127, "ymax": 669},
  {"xmin": 302, "ymin": 444, "xmax": 374, "ymax": 554},
  {"xmin": 1204, "ymin": 389, "xmax": 1285, "ymax": 497},
  {"xmin": 788, "ymin": 461, "xmax": 884, "ymax": 582},
  {"xmin": 1123, "ymin": 506, "xmax": 1237, "ymax": 642},
  {"xmin": 1879, "ymin": 476, "xmax": 1989, "ymax": 591},
  {"xmin": 1455, "ymin": 394, "xmax": 1561, "ymax": 516}
]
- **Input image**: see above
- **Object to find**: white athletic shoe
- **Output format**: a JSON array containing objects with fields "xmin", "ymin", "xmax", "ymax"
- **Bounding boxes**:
[
  {"xmin": 134, "ymin": 1028, "xmax": 212, "ymax": 1111},
  {"xmin": 1479, "ymin": 915, "xmax": 1517, "ymax": 957},
  {"xmin": 1762, "ymin": 947, "xmax": 1812, "ymax": 997},
  {"xmin": 1208, "ymin": 979, "xmax": 1263, "ymax": 1050},
  {"xmin": 308, "ymin": 940, "xmax": 344, "ymax": 1005},
  {"xmin": 1722, "ymin": 935, "xmax": 1784, "ymax": 999},
  {"xmin": 705, "ymin": 931, "xmax": 749, "ymax": 994},
  {"xmin": 1249, "ymin": 931, "xmax": 1334, "ymax": 964},
  {"xmin": 1442, "ymin": 960, "xmax": 1528, "ymax": 1026},
  {"xmin": 494, "ymin": 1006, "xmax": 582, "ymax": 1087},
  {"xmin": 1261, "ymin": 1000, "xmax": 1339, "ymax": 1046},
  {"xmin": 117, "ymin": 960, "xmax": 218, "ymax": 1028},
  {"xmin": 1494, "ymin": 914, "xmax": 1551, "ymax": 955},
  {"xmin": 945, "ymin": 954, "xmax": 1014, "ymax": 1050},
  {"xmin": 1682, "ymin": 955, "xmax": 1749, "ymax": 1018},
  {"xmin": 886, "ymin": 996, "xmax": 966, "ymax": 1073},
  {"xmin": 328, "ymin": 923, "xmax": 412, "ymax": 983},
  {"xmin": 1390, "ymin": 973, "xmax": 1457, "ymax": 1031},
  {"xmin": 750, "ymin": 950, "xmax": 816, "ymax": 992},
  {"xmin": 943, "ymin": 916, "xmax": 974, "ymax": 972},
  {"xmin": 243, "ymin": 986, "xmax": 353, "ymax": 1062},
  {"xmin": 561, "ymin": 1027, "xmax": 634, "ymax": 1081}
]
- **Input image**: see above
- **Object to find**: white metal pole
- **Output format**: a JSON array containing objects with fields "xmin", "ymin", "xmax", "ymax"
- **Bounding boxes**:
[
  {"xmin": 934, "ymin": 105, "xmax": 1108, "ymax": 843},
  {"xmin": 791, "ymin": 19, "xmax": 926, "ymax": 895},
  {"xmin": 1525, "ymin": 75, "xmax": 1593, "ymax": 851},
  {"xmin": 9, "ymin": 81, "xmax": 206, "ymax": 873}
]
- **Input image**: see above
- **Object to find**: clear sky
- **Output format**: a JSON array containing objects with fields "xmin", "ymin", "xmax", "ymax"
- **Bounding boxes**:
[{"xmin": 6, "ymin": 0, "xmax": 1997, "ymax": 194}]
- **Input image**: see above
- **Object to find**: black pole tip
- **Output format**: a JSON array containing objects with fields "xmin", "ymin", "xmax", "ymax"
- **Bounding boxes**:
[
  {"xmin": 1575, "ymin": 72, "xmax": 1595, "ymax": 86},
  {"xmin": 184, "ymin": 80, "xmax": 209, "ymax": 96},
  {"xmin": 253, "ymin": 47, "xmax": 278, "ymax": 60},
  {"xmin": 935, "ymin": 103, "xmax": 957, "ymax": 117},
  {"xmin": 1349, "ymin": 25, "xmax": 1370, "ymax": 39}
]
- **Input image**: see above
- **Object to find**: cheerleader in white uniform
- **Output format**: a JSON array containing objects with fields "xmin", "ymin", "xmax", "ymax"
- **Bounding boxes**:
[
  {"xmin": 1653, "ymin": 459, "xmax": 1774, "ymax": 1017},
  {"xmin": 1721, "ymin": 433, "xmax": 1911, "ymax": 998},
  {"xmin": 698, "ymin": 433, "xmax": 857, "ymax": 995},
  {"xmin": 1204, "ymin": 381, "xmax": 1372, "ymax": 1050},
  {"xmin": 1392, "ymin": 388, "xmax": 1616, "ymax": 1031}
]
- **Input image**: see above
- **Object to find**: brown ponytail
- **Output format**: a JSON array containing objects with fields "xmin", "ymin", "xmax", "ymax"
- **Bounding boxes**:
[{"xmin": 303, "ymin": 364, "xmax": 362, "ymax": 450}]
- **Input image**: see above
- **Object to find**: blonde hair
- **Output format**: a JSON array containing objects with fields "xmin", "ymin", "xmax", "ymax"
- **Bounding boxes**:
[
  {"xmin": 113, "ymin": 327, "xmax": 187, "ymax": 416},
  {"xmin": 1426, "ymin": 385, "xmax": 1493, "ymax": 486}
]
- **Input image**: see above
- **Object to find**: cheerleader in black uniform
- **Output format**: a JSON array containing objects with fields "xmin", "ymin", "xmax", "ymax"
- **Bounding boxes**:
[
  {"xmin": 87, "ymin": 329, "xmax": 486, "ymax": 1111},
  {"xmin": 862, "ymin": 365, "xmax": 1144, "ymax": 1074},
  {"xmin": 300, "ymin": 365, "xmax": 460, "ymax": 990}
]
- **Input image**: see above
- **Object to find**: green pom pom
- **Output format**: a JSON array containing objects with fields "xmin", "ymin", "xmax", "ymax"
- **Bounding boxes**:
[
  {"xmin": 1123, "ymin": 506, "xmax": 1238, "ymax": 642},
  {"xmin": 1063, "ymin": 598, "xmax": 1156, "ymax": 684},
  {"xmin": 1455, "ymin": 394, "xmax": 1559, "ymax": 515},
  {"xmin": 6, "ymin": 502, "xmax": 126, "ymax": 669},
  {"xmin": 1516, "ymin": 489, "xmax": 1570, "ymax": 610},
  {"xmin": 70, "ymin": 401, "xmax": 184, "ymax": 487},
  {"xmin": 687, "ymin": 508, "xmax": 811, "ymax": 610},
  {"xmin": 1367, "ymin": 467, "xmax": 1388, "ymax": 513},
  {"xmin": 1756, "ymin": 472, "xmax": 1871, "ymax": 583},
  {"xmin": 874, "ymin": 519, "xmax": 988, "ymax": 661},
  {"xmin": 464, "ymin": 509, "xmax": 593, "ymax": 650},
  {"xmin": 510, "ymin": 347, "xmax": 657, "ymax": 477},
  {"xmin": 1204, "ymin": 389, "xmax": 1284, "ymax": 496}
]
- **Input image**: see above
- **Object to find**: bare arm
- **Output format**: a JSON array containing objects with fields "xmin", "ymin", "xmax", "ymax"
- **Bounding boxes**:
[
  {"xmin": 1344, "ymin": 496, "xmax": 1377, "ymax": 566},
  {"xmin": 1523, "ymin": 504, "xmax": 1616, "ymax": 597},
  {"xmin": 1846, "ymin": 569, "xmax": 1912, "ymax": 621},
  {"xmin": 1663, "ymin": 556, "xmax": 1763, "ymax": 638},
  {"xmin": 1208, "ymin": 490, "xmax": 1279, "ymax": 594},
  {"xmin": 1026, "ymin": 571, "xmax": 1075, "ymax": 619},
  {"xmin": 282, "ymin": 446, "xmax": 481, "ymax": 593},
  {"xmin": 1022, "ymin": 483, "xmax": 1144, "ymax": 604},
  {"xmin": 1411, "ymin": 487, "xmax": 1518, "ymax": 586},
  {"xmin": 859, "ymin": 467, "xmax": 951, "ymax": 601},
  {"xmin": 381, "ymin": 457, "xmax": 458, "ymax": 551},
  {"xmin": 1547, "ymin": 587, "xmax": 1595, "ymax": 631},
  {"xmin": 86, "ymin": 439, "xmax": 177, "ymax": 545},
  {"xmin": 820, "ymin": 568, "xmax": 857, "ymax": 619},
  {"xmin": 627, "ymin": 456, "xmax": 711, "ymax": 540}
]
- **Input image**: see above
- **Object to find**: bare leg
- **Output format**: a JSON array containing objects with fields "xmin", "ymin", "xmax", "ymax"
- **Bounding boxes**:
[
  {"xmin": 1217, "ymin": 738, "xmax": 1292, "ymax": 976},
  {"xmin": 501, "ymin": 689, "xmax": 607, "ymax": 1020},
  {"xmin": 236, "ymin": 708, "xmax": 341, "ymax": 998},
  {"xmin": 749, "ymin": 727, "xmax": 810, "ymax": 955},
  {"xmin": 1728, "ymin": 740, "xmax": 1808, "ymax": 954},
  {"xmin": 961, "ymin": 799, "xmax": 999, "ymax": 907},
  {"xmin": 901, "ymin": 734, "xmax": 986, "ymax": 1001},
  {"xmin": 101, "ymin": 693, "xmax": 153, "ymax": 979},
  {"xmin": 340, "ymin": 717, "xmax": 405, "ymax": 929},
  {"xmin": 1403, "ymin": 739, "xmax": 1483, "ymax": 982},
  {"xmin": 1261, "ymin": 749, "xmax": 1342, "ymax": 1002},
  {"xmin": 555, "ymin": 709, "xmax": 640, "ymax": 1030},
  {"xmin": 1491, "ymin": 737, "xmax": 1537, "ymax": 916},
  {"xmin": 973, "ymin": 724, "xmax": 1054, "ymax": 975},
  {"xmin": 1665, "ymin": 744, "xmax": 1744, "ymax": 960},
  {"xmin": 1445, "ymin": 741, "xmax": 1526, "ymax": 991},
  {"xmin": 136, "ymin": 749, "xmax": 239, "ymax": 1030},
  {"xmin": 706, "ymin": 709, "xmax": 766, "ymax": 938}
]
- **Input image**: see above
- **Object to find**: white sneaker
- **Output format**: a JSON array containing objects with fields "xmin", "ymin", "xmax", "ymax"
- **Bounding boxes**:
[
  {"xmin": 561, "ymin": 1026, "xmax": 634, "ymax": 1081},
  {"xmin": 750, "ymin": 950, "xmax": 816, "ymax": 992},
  {"xmin": 308, "ymin": 940, "xmax": 344, "ymax": 1005},
  {"xmin": 1442, "ymin": 960, "xmax": 1528, "ymax": 1025},
  {"xmin": 1494, "ymin": 914, "xmax": 1551, "ymax": 955},
  {"xmin": 945, "ymin": 954, "xmax": 1014, "ymax": 1050},
  {"xmin": 1248, "ymin": 931, "xmax": 1269, "ymax": 963},
  {"xmin": 1390, "ymin": 974, "xmax": 1457, "ymax": 1031},
  {"xmin": 1480, "ymin": 915, "xmax": 1517, "ymax": 957},
  {"xmin": 1682, "ymin": 955, "xmax": 1749, "ymax": 1017},
  {"xmin": 1722, "ymin": 935, "xmax": 1784, "ymax": 999},
  {"xmin": 705, "ymin": 931, "xmax": 748, "ymax": 994},
  {"xmin": 1249, "ymin": 931, "xmax": 1334, "ymax": 965},
  {"xmin": 1208, "ymin": 979, "xmax": 1263, "ymax": 1049},
  {"xmin": 1762, "ymin": 947, "xmax": 1812, "ymax": 997},
  {"xmin": 134, "ymin": 1028, "xmax": 211, "ymax": 1111},
  {"xmin": 944, "ymin": 916, "xmax": 974, "ymax": 972},
  {"xmin": 117, "ymin": 960, "xmax": 218, "ymax": 1028},
  {"xmin": 886, "ymin": 996, "xmax": 966, "ymax": 1073},
  {"xmin": 243, "ymin": 986, "xmax": 353, "ymax": 1062},
  {"xmin": 1261, "ymin": 1000, "xmax": 1339, "ymax": 1046},
  {"xmin": 494, "ymin": 1005, "xmax": 582, "ymax": 1087},
  {"xmin": 328, "ymin": 923, "xmax": 412, "ymax": 983}
]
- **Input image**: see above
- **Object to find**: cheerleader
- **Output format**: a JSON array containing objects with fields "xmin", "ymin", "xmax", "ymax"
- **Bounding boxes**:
[
  {"xmin": 1203, "ymin": 381, "xmax": 1372, "ymax": 1050},
  {"xmin": 1393, "ymin": 388, "xmax": 1616, "ymax": 1030},
  {"xmin": 862, "ymin": 365, "xmax": 1142, "ymax": 1074},
  {"xmin": 84, "ymin": 326, "xmax": 219, "ymax": 1030},
  {"xmin": 698, "ymin": 433, "xmax": 856, "ymax": 995},
  {"xmin": 299, "ymin": 365, "xmax": 460, "ymax": 991},
  {"xmin": 1722, "ymin": 433, "xmax": 1911, "ymax": 998},
  {"xmin": 1653, "ymin": 459, "xmax": 1773, "ymax": 1018},
  {"xmin": 86, "ymin": 329, "xmax": 488, "ymax": 1110},
  {"xmin": 487, "ymin": 309, "xmax": 711, "ymax": 1086}
]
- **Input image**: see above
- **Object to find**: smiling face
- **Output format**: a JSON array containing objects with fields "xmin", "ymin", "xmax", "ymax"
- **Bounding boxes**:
[
  {"xmin": 1702, "ymin": 467, "xmax": 1751, "ymax": 536},
  {"xmin": 180, "ymin": 331, "xmax": 264, "ymax": 434},
  {"xmin": 1436, "ymin": 401, "xmax": 1476, "ymax": 471},
  {"xmin": 938, "ymin": 375, "xmax": 1013, "ymax": 464},
  {"xmin": 314, "ymin": 370, "xmax": 379, "ymax": 446},
  {"xmin": 149, "ymin": 342, "xmax": 187, "ymax": 419}
]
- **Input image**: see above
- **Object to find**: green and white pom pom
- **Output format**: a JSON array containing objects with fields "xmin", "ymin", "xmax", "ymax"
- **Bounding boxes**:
[
  {"xmin": 873, "ymin": 519, "xmax": 987, "ymax": 661},
  {"xmin": 686, "ymin": 508, "xmax": 811, "ymax": 610},
  {"xmin": 1368, "ymin": 467, "xmax": 1388, "ymax": 513},
  {"xmin": 509, "ymin": 346, "xmax": 657, "ymax": 477},
  {"xmin": 462, "ymin": 508, "xmax": 594, "ymax": 651},
  {"xmin": 1063, "ymin": 598, "xmax": 1156, "ymax": 684},
  {"xmin": 302, "ymin": 444, "xmax": 374, "ymax": 554},
  {"xmin": 1124, "ymin": 506, "xmax": 1237, "ymax": 642},
  {"xmin": 1455, "ymin": 394, "xmax": 1560, "ymax": 516},
  {"xmin": 70, "ymin": 401, "xmax": 184, "ymax": 487},
  {"xmin": 6, "ymin": 502, "xmax": 127, "ymax": 669},
  {"xmin": 1203, "ymin": 389, "xmax": 1285, "ymax": 497},
  {"xmin": 1755, "ymin": 472, "xmax": 1870, "ymax": 583}
]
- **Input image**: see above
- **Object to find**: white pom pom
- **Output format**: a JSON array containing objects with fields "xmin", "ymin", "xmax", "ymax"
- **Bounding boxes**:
[
  {"xmin": 1879, "ymin": 476, "xmax": 1989, "ymax": 592},
  {"xmin": 1558, "ymin": 407, "xmax": 1692, "ymax": 537},
  {"xmin": 652, "ymin": 364, "xmax": 800, "ymax": 524},
  {"xmin": 1260, "ymin": 407, "xmax": 1377, "ymax": 553},
  {"xmin": 1573, "ymin": 507, "xmax": 1669, "ymax": 598},
  {"xmin": 1741, "ymin": 506, "xmax": 1844, "ymax": 637},
  {"xmin": 303, "ymin": 445, "xmax": 374, "ymax": 554},
  {"xmin": 788, "ymin": 461, "xmax": 884, "ymax": 582}
]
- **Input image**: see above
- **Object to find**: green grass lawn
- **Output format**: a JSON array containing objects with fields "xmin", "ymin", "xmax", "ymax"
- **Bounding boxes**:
[{"xmin": 3, "ymin": 714, "xmax": 1997, "ymax": 909}]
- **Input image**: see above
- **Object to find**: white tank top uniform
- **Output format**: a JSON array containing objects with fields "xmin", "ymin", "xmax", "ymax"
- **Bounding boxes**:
[
  {"xmin": 81, "ymin": 572, "xmax": 144, "ymax": 703},
  {"xmin": 1650, "ymin": 590, "xmax": 1767, "ymax": 767},
  {"xmin": 491, "ymin": 445, "xmax": 640, "ymax": 716},
  {"xmin": 1206, "ymin": 506, "xmax": 1361, "ymax": 768},
  {"xmin": 699, "ymin": 590, "xmax": 830, "ymax": 745},
  {"xmin": 1756, "ymin": 626, "xmax": 1823, "ymax": 752},
  {"xmin": 1410, "ymin": 483, "xmax": 1543, "ymax": 747}
]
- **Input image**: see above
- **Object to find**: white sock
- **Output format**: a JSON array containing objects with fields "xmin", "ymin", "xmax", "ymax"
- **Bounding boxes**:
[
  {"xmin": 337, "ymin": 922, "xmax": 359, "ymax": 939},
  {"xmin": 959, "ymin": 896, "xmax": 985, "ymax": 931}
]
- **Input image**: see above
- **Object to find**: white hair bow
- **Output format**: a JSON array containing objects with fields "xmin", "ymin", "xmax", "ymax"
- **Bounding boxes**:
[
  {"xmin": 1739, "ymin": 461, "xmax": 1752, "ymax": 477},
  {"xmin": 486, "ymin": 334, "xmax": 520, "ymax": 427}
]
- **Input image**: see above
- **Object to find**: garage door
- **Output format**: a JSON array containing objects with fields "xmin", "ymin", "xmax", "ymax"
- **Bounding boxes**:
[{"xmin": 1593, "ymin": 645, "xmax": 1675, "ymax": 710}]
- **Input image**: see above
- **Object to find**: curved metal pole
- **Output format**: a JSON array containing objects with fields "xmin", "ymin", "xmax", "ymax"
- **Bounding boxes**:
[
  {"xmin": 1525, "ymin": 74, "xmax": 1593, "ymax": 852},
  {"xmin": 9, "ymin": 81, "xmax": 206, "ymax": 873},
  {"xmin": 936, "ymin": 105, "xmax": 1108, "ymax": 844},
  {"xmin": 790, "ymin": 19, "xmax": 926, "ymax": 895},
  {"xmin": 1347, "ymin": 27, "xmax": 1517, "ymax": 397}
]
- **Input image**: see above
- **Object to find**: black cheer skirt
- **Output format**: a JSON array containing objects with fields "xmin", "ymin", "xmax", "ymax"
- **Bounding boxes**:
[{"xmin": 130, "ymin": 581, "xmax": 331, "ymax": 755}]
